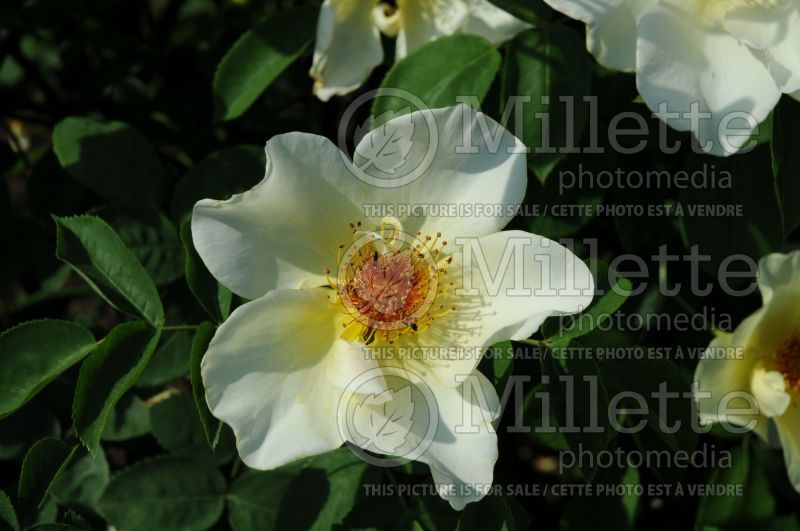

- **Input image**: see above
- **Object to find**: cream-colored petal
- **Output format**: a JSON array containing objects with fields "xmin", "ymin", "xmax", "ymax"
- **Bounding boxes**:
[
  {"xmin": 394, "ymin": 0, "xmax": 469, "ymax": 59},
  {"xmin": 636, "ymin": 0, "xmax": 781, "ymax": 156},
  {"xmin": 462, "ymin": 0, "xmax": 533, "ymax": 45},
  {"xmin": 751, "ymin": 366, "xmax": 791, "ymax": 417},
  {"xmin": 310, "ymin": 0, "xmax": 384, "ymax": 101},
  {"xmin": 394, "ymin": 230, "xmax": 593, "ymax": 385},
  {"xmin": 353, "ymin": 105, "xmax": 527, "ymax": 241},
  {"xmin": 758, "ymin": 251, "xmax": 800, "ymax": 306},
  {"xmin": 201, "ymin": 288, "xmax": 368, "ymax": 470},
  {"xmin": 724, "ymin": 0, "xmax": 800, "ymax": 93},
  {"xmin": 544, "ymin": 0, "xmax": 657, "ymax": 71},
  {"xmin": 694, "ymin": 310, "xmax": 767, "ymax": 435},
  {"xmin": 192, "ymin": 133, "xmax": 363, "ymax": 300}
]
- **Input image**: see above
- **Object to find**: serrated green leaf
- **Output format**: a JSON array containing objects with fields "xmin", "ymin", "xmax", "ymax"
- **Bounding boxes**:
[
  {"xmin": 181, "ymin": 221, "xmax": 231, "ymax": 323},
  {"xmin": 17, "ymin": 438, "xmax": 77, "ymax": 522},
  {"xmin": 171, "ymin": 145, "xmax": 264, "ymax": 222},
  {"xmin": 213, "ymin": 7, "xmax": 317, "ymax": 121},
  {"xmin": 50, "ymin": 448, "xmax": 109, "ymax": 507},
  {"xmin": 98, "ymin": 207, "xmax": 185, "ymax": 286},
  {"xmin": 0, "ymin": 490, "xmax": 19, "ymax": 531},
  {"xmin": 55, "ymin": 215, "xmax": 165, "ymax": 327},
  {"xmin": 0, "ymin": 320, "xmax": 95, "ymax": 419},
  {"xmin": 52, "ymin": 117, "xmax": 165, "ymax": 205},
  {"xmin": 99, "ymin": 456, "xmax": 226, "ymax": 531},
  {"xmin": 136, "ymin": 330, "xmax": 192, "ymax": 388},
  {"xmin": 371, "ymin": 35, "xmax": 501, "ymax": 122},
  {"xmin": 72, "ymin": 321, "xmax": 161, "ymax": 453}
]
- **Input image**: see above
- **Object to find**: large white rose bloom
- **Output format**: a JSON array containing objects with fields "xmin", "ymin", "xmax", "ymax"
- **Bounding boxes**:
[
  {"xmin": 695, "ymin": 251, "xmax": 800, "ymax": 492},
  {"xmin": 309, "ymin": 0, "xmax": 532, "ymax": 101},
  {"xmin": 544, "ymin": 0, "xmax": 800, "ymax": 156},
  {"xmin": 191, "ymin": 105, "xmax": 593, "ymax": 509}
]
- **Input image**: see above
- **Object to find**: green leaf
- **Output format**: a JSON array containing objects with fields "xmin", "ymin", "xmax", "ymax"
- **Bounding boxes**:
[
  {"xmin": 227, "ymin": 448, "xmax": 377, "ymax": 531},
  {"xmin": 171, "ymin": 145, "xmax": 265, "ymax": 222},
  {"xmin": 101, "ymin": 393, "xmax": 152, "ymax": 442},
  {"xmin": 487, "ymin": 0, "xmax": 553, "ymax": 25},
  {"xmin": 372, "ymin": 35, "xmax": 501, "ymax": 121},
  {"xmin": 0, "ymin": 402, "xmax": 60, "ymax": 461},
  {"xmin": 99, "ymin": 456, "xmax": 226, "ymax": 531},
  {"xmin": 55, "ymin": 215, "xmax": 165, "ymax": 327},
  {"xmin": 0, "ymin": 320, "xmax": 95, "ymax": 419},
  {"xmin": 457, "ymin": 496, "xmax": 525, "ymax": 530},
  {"xmin": 98, "ymin": 207, "xmax": 185, "ymax": 286},
  {"xmin": 678, "ymin": 147, "xmax": 783, "ymax": 275},
  {"xmin": 72, "ymin": 321, "xmax": 161, "ymax": 453},
  {"xmin": 213, "ymin": 7, "xmax": 317, "ymax": 121},
  {"xmin": 52, "ymin": 117, "xmax": 165, "ymax": 206},
  {"xmin": 771, "ymin": 96, "xmax": 800, "ymax": 234},
  {"xmin": 697, "ymin": 441, "xmax": 775, "ymax": 527},
  {"xmin": 181, "ymin": 221, "xmax": 231, "ymax": 323},
  {"xmin": 150, "ymin": 393, "xmax": 233, "ymax": 464},
  {"xmin": 0, "ymin": 490, "xmax": 19, "ymax": 531},
  {"xmin": 25, "ymin": 525, "xmax": 81, "ymax": 530},
  {"xmin": 544, "ymin": 273, "xmax": 631, "ymax": 343},
  {"xmin": 502, "ymin": 25, "xmax": 591, "ymax": 182},
  {"xmin": 561, "ymin": 464, "xmax": 638, "ymax": 531},
  {"xmin": 17, "ymin": 438, "xmax": 77, "ymax": 521},
  {"xmin": 541, "ymin": 350, "xmax": 612, "ymax": 482},
  {"xmin": 50, "ymin": 448, "xmax": 110, "ymax": 507},
  {"xmin": 190, "ymin": 323, "xmax": 222, "ymax": 448},
  {"xmin": 136, "ymin": 330, "xmax": 192, "ymax": 388}
]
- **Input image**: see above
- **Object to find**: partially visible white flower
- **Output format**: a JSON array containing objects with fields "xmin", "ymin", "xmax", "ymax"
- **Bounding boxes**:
[
  {"xmin": 310, "ymin": 0, "xmax": 532, "ymax": 101},
  {"xmin": 192, "ymin": 105, "xmax": 593, "ymax": 509},
  {"xmin": 695, "ymin": 251, "xmax": 800, "ymax": 492},
  {"xmin": 544, "ymin": 0, "xmax": 800, "ymax": 156}
]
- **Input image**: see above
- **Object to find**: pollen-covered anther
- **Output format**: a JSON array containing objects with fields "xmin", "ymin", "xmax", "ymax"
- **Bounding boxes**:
[{"xmin": 776, "ymin": 332, "xmax": 800, "ymax": 393}]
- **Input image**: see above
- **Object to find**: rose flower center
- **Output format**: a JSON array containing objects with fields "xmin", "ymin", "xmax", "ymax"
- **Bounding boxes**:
[{"xmin": 776, "ymin": 332, "xmax": 800, "ymax": 393}]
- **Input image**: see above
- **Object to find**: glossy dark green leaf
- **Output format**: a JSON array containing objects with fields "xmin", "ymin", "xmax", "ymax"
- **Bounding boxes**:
[
  {"xmin": 213, "ymin": 7, "xmax": 317, "ymax": 121},
  {"xmin": 181, "ymin": 221, "xmax": 231, "ymax": 323},
  {"xmin": 72, "ymin": 321, "xmax": 161, "ymax": 453},
  {"xmin": 0, "ymin": 490, "xmax": 19, "ymax": 531},
  {"xmin": 55, "ymin": 215, "xmax": 165, "ymax": 327},
  {"xmin": 502, "ymin": 25, "xmax": 591, "ymax": 182},
  {"xmin": 150, "ymin": 392, "xmax": 233, "ymax": 464},
  {"xmin": 99, "ymin": 456, "xmax": 226, "ymax": 531},
  {"xmin": 189, "ymin": 322, "xmax": 222, "ymax": 448},
  {"xmin": 52, "ymin": 117, "xmax": 165, "ymax": 205},
  {"xmin": 100, "ymin": 393, "xmax": 151, "ymax": 442},
  {"xmin": 772, "ymin": 96, "xmax": 800, "ymax": 234},
  {"xmin": 227, "ymin": 448, "xmax": 377, "ymax": 531},
  {"xmin": 50, "ymin": 448, "xmax": 109, "ymax": 507},
  {"xmin": 98, "ymin": 207, "xmax": 185, "ymax": 286},
  {"xmin": 171, "ymin": 145, "xmax": 265, "ymax": 222},
  {"xmin": 0, "ymin": 402, "xmax": 60, "ymax": 461},
  {"xmin": 0, "ymin": 320, "xmax": 95, "ymax": 419},
  {"xmin": 372, "ymin": 35, "xmax": 501, "ymax": 122},
  {"xmin": 17, "ymin": 438, "xmax": 77, "ymax": 521},
  {"xmin": 136, "ymin": 330, "xmax": 192, "ymax": 388}
]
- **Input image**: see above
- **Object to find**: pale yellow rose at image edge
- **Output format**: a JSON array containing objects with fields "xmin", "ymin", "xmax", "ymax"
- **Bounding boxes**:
[
  {"xmin": 189, "ymin": 105, "xmax": 594, "ymax": 510},
  {"xmin": 544, "ymin": 0, "xmax": 800, "ymax": 156},
  {"xmin": 309, "ymin": 0, "xmax": 533, "ymax": 101},
  {"xmin": 695, "ymin": 251, "xmax": 800, "ymax": 492}
]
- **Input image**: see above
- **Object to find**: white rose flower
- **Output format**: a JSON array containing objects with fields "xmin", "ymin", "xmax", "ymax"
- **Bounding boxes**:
[
  {"xmin": 544, "ymin": 0, "xmax": 800, "ymax": 156},
  {"xmin": 191, "ymin": 105, "xmax": 593, "ymax": 509},
  {"xmin": 309, "ymin": 0, "xmax": 533, "ymax": 101},
  {"xmin": 695, "ymin": 251, "xmax": 800, "ymax": 492}
]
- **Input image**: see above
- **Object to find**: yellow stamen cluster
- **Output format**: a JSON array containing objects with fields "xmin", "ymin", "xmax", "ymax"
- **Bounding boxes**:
[{"xmin": 325, "ymin": 222, "xmax": 454, "ymax": 345}]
